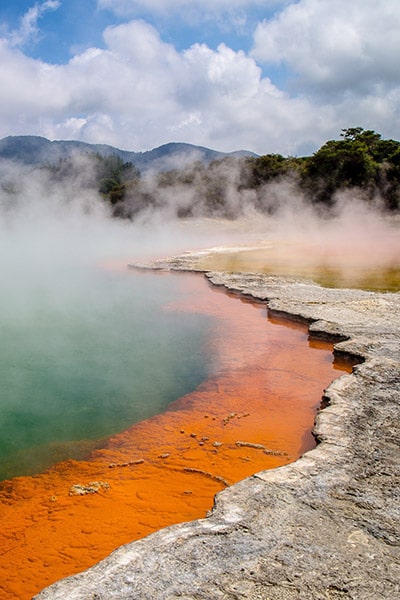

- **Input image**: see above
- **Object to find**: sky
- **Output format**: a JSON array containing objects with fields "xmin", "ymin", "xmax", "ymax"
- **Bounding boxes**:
[{"xmin": 0, "ymin": 0, "xmax": 399, "ymax": 155}]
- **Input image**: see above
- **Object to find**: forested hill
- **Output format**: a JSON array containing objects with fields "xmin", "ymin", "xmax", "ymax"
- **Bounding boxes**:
[
  {"xmin": 95, "ymin": 128, "xmax": 400, "ymax": 218},
  {"xmin": 0, "ymin": 135, "xmax": 256, "ymax": 172},
  {"xmin": 0, "ymin": 128, "xmax": 399, "ymax": 219}
]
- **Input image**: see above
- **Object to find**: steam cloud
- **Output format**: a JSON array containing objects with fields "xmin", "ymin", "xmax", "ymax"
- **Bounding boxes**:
[
  {"xmin": 0, "ymin": 153, "xmax": 398, "ymax": 478},
  {"xmin": 0, "ymin": 155, "xmax": 400, "ymax": 282},
  {"xmin": 0, "ymin": 152, "xmax": 398, "ymax": 289}
]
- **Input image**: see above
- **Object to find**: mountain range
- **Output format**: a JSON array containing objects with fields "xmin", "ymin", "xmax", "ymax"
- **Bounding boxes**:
[{"xmin": 0, "ymin": 135, "xmax": 257, "ymax": 172}]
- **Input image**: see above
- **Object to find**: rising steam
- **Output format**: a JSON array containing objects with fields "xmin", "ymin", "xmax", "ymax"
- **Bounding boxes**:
[
  {"xmin": 0, "ymin": 152, "xmax": 398, "ymax": 479},
  {"xmin": 0, "ymin": 152, "xmax": 399, "ymax": 289}
]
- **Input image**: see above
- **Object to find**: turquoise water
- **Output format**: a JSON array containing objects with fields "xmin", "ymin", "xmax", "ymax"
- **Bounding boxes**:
[{"xmin": 0, "ymin": 270, "xmax": 213, "ymax": 480}]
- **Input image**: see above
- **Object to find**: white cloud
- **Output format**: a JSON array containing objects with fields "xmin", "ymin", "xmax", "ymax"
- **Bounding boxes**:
[
  {"xmin": 0, "ymin": 19, "xmax": 326, "ymax": 154},
  {"xmin": 9, "ymin": 0, "xmax": 61, "ymax": 48},
  {"xmin": 252, "ymin": 0, "xmax": 400, "ymax": 94},
  {"xmin": 0, "ymin": 4, "xmax": 399, "ymax": 156}
]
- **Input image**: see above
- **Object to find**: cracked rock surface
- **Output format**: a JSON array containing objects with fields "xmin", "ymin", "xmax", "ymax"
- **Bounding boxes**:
[{"xmin": 35, "ymin": 258, "xmax": 400, "ymax": 600}]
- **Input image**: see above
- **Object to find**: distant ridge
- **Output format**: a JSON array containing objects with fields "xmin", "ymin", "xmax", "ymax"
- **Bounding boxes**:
[{"xmin": 0, "ymin": 136, "xmax": 257, "ymax": 172}]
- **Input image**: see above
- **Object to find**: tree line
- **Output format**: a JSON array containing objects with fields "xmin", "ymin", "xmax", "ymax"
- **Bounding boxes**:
[{"xmin": 47, "ymin": 128, "xmax": 400, "ymax": 219}]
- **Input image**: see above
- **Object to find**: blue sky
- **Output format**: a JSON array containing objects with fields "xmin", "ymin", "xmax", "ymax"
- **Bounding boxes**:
[
  {"xmin": 0, "ymin": 1, "xmax": 399, "ymax": 155},
  {"xmin": 0, "ymin": 1, "xmax": 114, "ymax": 62},
  {"xmin": 0, "ymin": 1, "xmax": 275, "ymax": 64}
]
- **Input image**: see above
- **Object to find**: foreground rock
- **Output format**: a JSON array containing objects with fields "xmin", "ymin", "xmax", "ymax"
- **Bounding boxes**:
[{"xmin": 35, "ymin": 259, "xmax": 400, "ymax": 600}]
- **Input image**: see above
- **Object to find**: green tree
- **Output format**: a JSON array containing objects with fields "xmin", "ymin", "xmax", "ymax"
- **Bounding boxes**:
[
  {"xmin": 302, "ymin": 128, "xmax": 382, "ymax": 203},
  {"xmin": 245, "ymin": 154, "xmax": 292, "ymax": 187},
  {"xmin": 96, "ymin": 154, "xmax": 140, "ymax": 208}
]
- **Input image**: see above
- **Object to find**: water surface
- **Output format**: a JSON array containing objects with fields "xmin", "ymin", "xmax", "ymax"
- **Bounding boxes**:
[
  {"xmin": 197, "ymin": 245, "xmax": 400, "ymax": 291},
  {"xmin": 0, "ymin": 270, "xmax": 352, "ymax": 600},
  {"xmin": 0, "ymin": 270, "xmax": 212, "ymax": 480}
]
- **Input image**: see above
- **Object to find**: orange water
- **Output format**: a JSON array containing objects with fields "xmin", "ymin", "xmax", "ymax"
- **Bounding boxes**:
[{"xmin": 0, "ymin": 273, "xmax": 351, "ymax": 600}]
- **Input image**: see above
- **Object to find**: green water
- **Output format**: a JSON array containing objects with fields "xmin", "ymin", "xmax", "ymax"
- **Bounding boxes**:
[{"xmin": 0, "ymin": 270, "xmax": 212, "ymax": 481}]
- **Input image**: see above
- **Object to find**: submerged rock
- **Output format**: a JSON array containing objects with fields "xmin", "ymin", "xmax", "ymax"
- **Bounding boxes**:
[
  {"xmin": 35, "ymin": 264, "xmax": 400, "ymax": 600},
  {"xmin": 69, "ymin": 481, "xmax": 110, "ymax": 496}
]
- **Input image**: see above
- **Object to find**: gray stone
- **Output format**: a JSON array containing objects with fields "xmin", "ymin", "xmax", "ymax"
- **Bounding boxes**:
[{"xmin": 35, "ymin": 258, "xmax": 400, "ymax": 600}]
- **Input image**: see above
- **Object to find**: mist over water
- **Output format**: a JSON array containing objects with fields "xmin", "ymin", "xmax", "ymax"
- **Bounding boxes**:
[
  {"xmin": 0, "ymin": 164, "xmax": 221, "ymax": 481},
  {"xmin": 0, "ymin": 156, "xmax": 398, "ymax": 479},
  {"xmin": 217, "ymin": 193, "xmax": 400, "ymax": 291}
]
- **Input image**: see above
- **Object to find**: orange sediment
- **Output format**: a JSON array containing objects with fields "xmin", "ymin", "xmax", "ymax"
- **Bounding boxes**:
[{"xmin": 0, "ymin": 273, "xmax": 351, "ymax": 600}]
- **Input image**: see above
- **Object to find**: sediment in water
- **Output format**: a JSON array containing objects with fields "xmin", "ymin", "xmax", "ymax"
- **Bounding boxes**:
[{"xmin": 35, "ymin": 257, "xmax": 400, "ymax": 600}]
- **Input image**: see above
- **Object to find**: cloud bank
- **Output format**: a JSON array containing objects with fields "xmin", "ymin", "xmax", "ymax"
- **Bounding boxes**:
[{"xmin": 0, "ymin": 0, "xmax": 399, "ymax": 154}]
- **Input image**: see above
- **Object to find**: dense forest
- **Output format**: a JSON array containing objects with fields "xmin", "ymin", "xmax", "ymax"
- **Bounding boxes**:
[{"xmin": 18, "ymin": 128, "xmax": 400, "ymax": 219}]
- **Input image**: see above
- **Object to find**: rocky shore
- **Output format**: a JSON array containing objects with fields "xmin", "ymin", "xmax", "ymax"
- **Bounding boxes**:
[{"xmin": 35, "ymin": 254, "xmax": 400, "ymax": 600}]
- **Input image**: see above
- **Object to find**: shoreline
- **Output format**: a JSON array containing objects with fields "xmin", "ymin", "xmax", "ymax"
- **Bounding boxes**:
[
  {"xmin": 0, "ymin": 269, "xmax": 343, "ymax": 600},
  {"xmin": 36, "ymin": 254, "xmax": 400, "ymax": 599}
]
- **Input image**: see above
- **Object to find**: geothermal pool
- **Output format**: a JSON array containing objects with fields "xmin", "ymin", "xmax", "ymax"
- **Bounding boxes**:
[
  {"xmin": 0, "ymin": 267, "xmax": 352, "ymax": 600},
  {"xmin": 0, "ymin": 270, "xmax": 214, "ymax": 480},
  {"xmin": 195, "ymin": 243, "xmax": 400, "ymax": 292}
]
